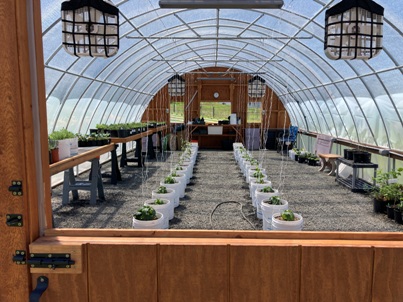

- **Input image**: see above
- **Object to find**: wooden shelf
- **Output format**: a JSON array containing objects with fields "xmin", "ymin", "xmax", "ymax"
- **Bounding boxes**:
[{"xmin": 188, "ymin": 124, "xmax": 243, "ymax": 149}]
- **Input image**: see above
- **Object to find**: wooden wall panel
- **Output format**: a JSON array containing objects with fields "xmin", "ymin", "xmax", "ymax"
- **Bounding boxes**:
[
  {"xmin": 300, "ymin": 246, "xmax": 373, "ymax": 302},
  {"xmin": 158, "ymin": 245, "xmax": 228, "ymax": 302},
  {"xmin": 88, "ymin": 244, "xmax": 158, "ymax": 302},
  {"xmin": 31, "ymin": 273, "xmax": 88, "ymax": 302},
  {"xmin": 230, "ymin": 245, "xmax": 300, "ymax": 302},
  {"xmin": 372, "ymin": 247, "xmax": 403, "ymax": 302}
]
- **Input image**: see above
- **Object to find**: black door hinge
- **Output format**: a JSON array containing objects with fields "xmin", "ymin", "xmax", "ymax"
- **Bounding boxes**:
[
  {"xmin": 13, "ymin": 250, "xmax": 27, "ymax": 265},
  {"xmin": 6, "ymin": 214, "xmax": 23, "ymax": 227},
  {"xmin": 9, "ymin": 180, "xmax": 23, "ymax": 196},
  {"xmin": 28, "ymin": 253, "xmax": 75, "ymax": 269}
]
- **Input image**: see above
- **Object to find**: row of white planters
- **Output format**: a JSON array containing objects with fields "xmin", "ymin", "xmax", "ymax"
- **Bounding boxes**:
[
  {"xmin": 132, "ymin": 143, "xmax": 198, "ymax": 229},
  {"xmin": 233, "ymin": 143, "xmax": 303, "ymax": 231}
]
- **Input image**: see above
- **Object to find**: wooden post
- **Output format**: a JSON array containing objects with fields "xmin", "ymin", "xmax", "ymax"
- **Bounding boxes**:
[{"xmin": 0, "ymin": 1, "xmax": 48, "ymax": 301}]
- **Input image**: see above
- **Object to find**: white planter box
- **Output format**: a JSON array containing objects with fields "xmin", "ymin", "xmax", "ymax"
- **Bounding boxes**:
[
  {"xmin": 208, "ymin": 126, "xmax": 223, "ymax": 135},
  {"xmin": 57, "ymin": 139, "xmax": 71, "ymax": 160}
]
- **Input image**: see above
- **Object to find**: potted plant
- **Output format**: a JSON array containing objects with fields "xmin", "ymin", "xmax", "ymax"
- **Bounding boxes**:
[
  {"xmin": 307, "ymin": 153, "xmax": 319, "ymax": 166},
  {"xmin": 255, "ymin": 186, "xmax": 279, "ymax": 219},
  {"xmin": 48, "ymin": 128, "xmax": 77, "ymax": 160},
  {"xmin": 170, "ymin": 170, "xmax": 186, "ymax": 198},
  {"xmin": 271, "ymin": 209, "xmax": 304, "ymax": 231},
  {"xmin": 48, "ymin": 139, "xmax": 59, "ymax": 164},
  {"xmin": 160, "ymin": 176, "xmax": 181, "ymax": 207},
  {"xmin": 250, "ymin": 178, "xmax": 272, "ymax": 207},
  {"xmin": 143, "ymin": 198, "xmax": 172, "ymax": 229},
  {"xmin": 151, "ymin": 186, "xmax": 175, "ymax": 220},
  {"xmin": 298, "ymin": 152, "xmax": 307, "ymax": 163},
  {"xmin": 371, "ymin": 169, "xmax": 403, "ymax": 214},
  {"xmin": 132, "ymin": 205, "xmax": 164, "ymax": 229},
  {"xmin": 261, "ymin": 196, "xmax": 289, "ymax": 230},
  {"xmin": 394, "ymin": 200, "xmax": 403, "ymax": 224}
]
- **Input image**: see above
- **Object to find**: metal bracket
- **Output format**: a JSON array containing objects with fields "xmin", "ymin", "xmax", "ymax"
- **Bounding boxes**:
[
  {"xmin": 8, "ymin": 180, "xmax": 23, "ymax": 196},
  {"xmin": 29, "ymin": 276, "xmax": 48, "ymax": 302},
  {"xmin": 13, "ymin": 250, "xmax": 26, "ymax": 265},
  {"xmin": 6, "ymin": 214, "xmax": 23, "ymax": 227},
  {"xmin": 28, "ymin": 253, "xmax": 75, "ymax": 269}
]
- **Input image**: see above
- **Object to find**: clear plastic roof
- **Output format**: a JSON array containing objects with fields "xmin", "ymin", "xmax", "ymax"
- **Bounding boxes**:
[{"xmin": 42, "ymin": 0, "xmax": 403, "ymax": 151}]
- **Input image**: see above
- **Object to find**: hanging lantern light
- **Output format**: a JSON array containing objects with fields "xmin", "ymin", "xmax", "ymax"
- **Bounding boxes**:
[
  {"xmin": 61, "ymin": 0, "xmax": 119, "ymax": 57},
  {"xmin": 248, "ymin": 76, "xmax": 266, "ymax": 98},
  {"xmin": 324, "ymin": 0, "xmax": 384, "ymax": 60},
  {"xmin": 168, "ymin": 74, "xmax": 186, "ymax": 97}
]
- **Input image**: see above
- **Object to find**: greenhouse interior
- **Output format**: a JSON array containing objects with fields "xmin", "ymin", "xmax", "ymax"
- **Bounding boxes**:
[{"xmin": 1, "ymin": 0, "xmax": 403, "ymax": 301}]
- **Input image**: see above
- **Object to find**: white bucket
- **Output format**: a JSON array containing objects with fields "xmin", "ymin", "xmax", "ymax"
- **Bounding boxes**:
[
  {"xmin": 260, "ymin": 199, "xmax": 288, "ymax": 230},
  {"xmin": 144, "ymin": 199, "xmax": 171, "ymax": 229},
  {"xmin": 171, "ymin": 174, "xmax": 186, "ymax": 198},
  {"xmin": 255, "ymin": 189, "xmax": 279, "ymax": 219},
  {"xmin": 248, "ymin": 174, "xmax": 268, "ymax": 185},
  {"xmin": 271, "ymin": 213, "xmax": 303, "ymax": 231},
  {"xmin": 132, "ymin": 212, "xmax": 164, "ymax": 229},
  {"xmin": 151, "ymin": 189, "xmax": 175, "ymax": 219},
  {"xmin": 160, "ymin": 181, "xmax": 181, "ymax": 207},
  {"xmin": 249, "ymin": 180, "xmax": 272, "ymax": 204}
]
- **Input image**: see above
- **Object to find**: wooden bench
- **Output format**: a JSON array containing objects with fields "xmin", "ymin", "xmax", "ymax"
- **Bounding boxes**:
[{"xmin": 315, "ymin": 134, "xmax": 340, "ymax": 176}]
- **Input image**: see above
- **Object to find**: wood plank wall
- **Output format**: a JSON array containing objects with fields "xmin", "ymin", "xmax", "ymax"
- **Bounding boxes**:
[
  {"xmin": 31, "ymin": 235, "xmax": 403, "ymax": 302},
  {"xmin": 142, "ymin": 67, "xmax": 290, "ymax": 130}
]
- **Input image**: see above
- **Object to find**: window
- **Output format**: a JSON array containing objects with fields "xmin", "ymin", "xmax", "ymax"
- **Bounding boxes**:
[
  {"xmin": 200, "ymin": 101, "xmax": 231, "ymax": 123},
  {"xmin": 170, "ymin": 101, "xmax": 184, "ymax": 123},
  {"xmin": 247, "ymin": 102, "xmax": 262, "ymax": 123}
]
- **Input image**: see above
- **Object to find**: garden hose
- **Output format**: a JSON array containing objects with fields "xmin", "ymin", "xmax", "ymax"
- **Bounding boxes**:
[{"xmin": 209, "ymin": 201, "xmax": 256, "ymax": 230}]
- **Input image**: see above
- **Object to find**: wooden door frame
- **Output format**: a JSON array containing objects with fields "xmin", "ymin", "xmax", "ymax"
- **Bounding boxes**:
[{"xmin": 1, "ymin": 2, "xmax": 402, "ymax": 301}]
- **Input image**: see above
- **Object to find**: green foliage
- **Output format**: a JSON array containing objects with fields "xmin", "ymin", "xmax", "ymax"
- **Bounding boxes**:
[
  {"xmin": 252, "ymin": 171, "xmax": 265, "ymax": 178},
  {"xmin": 256, "ymin": 178, "xmax": 267, "ymax": 184},
  {"xmin": 164, "ymin": 176, "xmax": 176, "ymax": 184},
  {"xmin": 171, "ymin": 171, "xmax": 178, "ymax": 177},
  {"xmin": 281, "ymin": 210, "xmax": 295, "ymax": 221},
  {"xmin": 49, "ymin": 128, "xmax": 75, "ymax": 140},
  {"xmin": 260, "ymin": 186, "xmax": 274, "ymax": 193},
  {"xmin": 156, "ymin": 186, "xmax": 168, "ymax": 194},
  {"xmin": 48, "ymin": 139, "xmax": 58, "ymax": 151},
  {"xmin": 265, "ymin": 196, "xmax": 281, "ymax": 205},
  {"xmin": 134, "ymin": 205, "xmax": 157, "ymax": 221},
  {"xmin": 153, "ymin": 198, "xmax": 165, "ymax": 205},
  {"xmin": 371, "ymin": 169, "xmax": 403, "ymax": 204}
]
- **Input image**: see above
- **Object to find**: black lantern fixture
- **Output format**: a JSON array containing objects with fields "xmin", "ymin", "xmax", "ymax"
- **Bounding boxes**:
[
  {"xmin": 324, "ymin": 0, "xmax": 384, "ymax": 60},
  {"xmin": 168, "ymin": 75, "xmax": 186, "ymax": 97},
  {"xmin": 248, "ymin": 76, "xmax": 266, "ymax": 98},
  {"xmin": 61, "ymin": 0, "xmax": 119, "ymax": 57}
]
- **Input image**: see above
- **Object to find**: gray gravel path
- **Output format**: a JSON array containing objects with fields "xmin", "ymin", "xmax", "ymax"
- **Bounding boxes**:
[{"xmin": 51, "ymin": 149, "xmax": 403, "ymax": 232}]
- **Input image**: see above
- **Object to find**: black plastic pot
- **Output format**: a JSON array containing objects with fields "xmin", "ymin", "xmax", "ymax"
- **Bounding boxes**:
[
  {"xmin": 295, "ymin": 155, "xmax": 299, "ymax": 161},
  {"xmin": 394, "ymin": 209, "xmax": 403, "ymax": 224},
  {"xmin": 373, "ymin": 198, "xmax": 387, "ymax": 214},
  {"xmin": 298, "ymin": 157, "xmax": 306, "ymax": 164},
  {"xmin": 353, "ymin": 151, "xmax": 371, "ymax": 163},
  {"xmin": 386, "ymin": 205, "xmax": 396, "ymax": 219},
  {"xmin": 308, "ymin": 159, "xmax": 318, "ymax": 166},
  {"xmin": 344, "ymin": 149, "xmax": 356, "ymax": 160}
]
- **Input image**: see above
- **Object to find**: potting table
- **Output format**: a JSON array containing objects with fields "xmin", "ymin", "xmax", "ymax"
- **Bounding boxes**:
[
  {"xmin": 336, "ymin": 157, "xmax": 378, "ymax": 192},
  {"xmin": 110, "ymin": 125, "xmax": 167, "ymax": 167}
]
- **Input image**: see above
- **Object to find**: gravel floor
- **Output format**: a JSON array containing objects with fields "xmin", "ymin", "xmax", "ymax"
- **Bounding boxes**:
[{"xmin": 51, "ymin": 149, "xmax": 403, "ymax": 232}]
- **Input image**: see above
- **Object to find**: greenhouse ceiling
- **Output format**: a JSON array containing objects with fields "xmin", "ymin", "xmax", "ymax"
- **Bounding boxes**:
[{"xmin": 41, "ymin": 0, "xmax": 403, "ymax": 151}]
